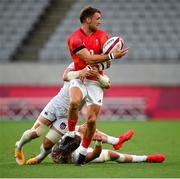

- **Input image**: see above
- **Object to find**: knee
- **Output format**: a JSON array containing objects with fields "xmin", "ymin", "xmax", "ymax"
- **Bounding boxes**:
[
  {"xmin": 87, "ymin": 115, "xmax": 96, "ymax": 127},
  {"xmin": 69, "ymin": 99, "xmax": 81, "ymax": 110},
  {"xmin": 31, "ymin": 121, "xmax": 49, "ymax": 137},
  {"xmin": 43, "ymin": 138, "xmax": 54, "ymax": 150},
  {"xmin": 23, "ymin": 129, "xmax": 38, "ymax": 139}
]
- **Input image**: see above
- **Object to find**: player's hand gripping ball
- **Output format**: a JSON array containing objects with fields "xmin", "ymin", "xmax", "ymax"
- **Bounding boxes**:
[{"xmin": 103, "ymin": 36, "xmax": 124, "ymax": 54}]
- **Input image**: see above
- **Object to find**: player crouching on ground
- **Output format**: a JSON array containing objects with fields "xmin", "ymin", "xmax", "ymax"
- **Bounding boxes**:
[{"xmin": 51, "ymin": 134, "xmax": 165, "ymax": 164}]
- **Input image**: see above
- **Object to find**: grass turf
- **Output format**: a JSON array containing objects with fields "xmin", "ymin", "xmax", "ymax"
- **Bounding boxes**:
[{"xmin": 0, "ymin": 120, "xmax": 180, "ymax": 178}]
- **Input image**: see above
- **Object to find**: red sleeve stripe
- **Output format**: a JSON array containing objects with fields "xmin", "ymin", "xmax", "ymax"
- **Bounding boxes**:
[{"xmin": 73, "ymin": 45, "xmax": 86, "ymax": 54}]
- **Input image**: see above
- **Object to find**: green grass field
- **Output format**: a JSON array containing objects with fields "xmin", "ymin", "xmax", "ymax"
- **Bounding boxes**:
[{"xmin": 0, "ymin": 120, "xmax": 180, "ymax": 178}]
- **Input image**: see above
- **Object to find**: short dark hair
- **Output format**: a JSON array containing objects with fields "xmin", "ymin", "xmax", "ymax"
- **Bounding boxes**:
[{"xmin": 80, "ymin": 6, "xmax": 101, "ymax": 23}]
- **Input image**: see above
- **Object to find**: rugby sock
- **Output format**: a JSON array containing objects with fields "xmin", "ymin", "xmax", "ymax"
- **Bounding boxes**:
[
  {"xmin": 68, "ymin": 119, "xmax": 77, "ymax": 131},
  {"xmin": 78, "ymin": 145, "xmax": 88, "ymax": 156},
  {"xmin": 131, "ymin": 155, "xmax": 147, "ymax": 162},
  {"xmin": 36, "ymin": 144, "xmax": 51, "ymax": 162},
  {"xmin": 82, "ymin": 136, "xmax": 92, "ymax": 148},
  {"xmin": 107, "ymin": 136, "xmax": 119, "ymax": 145},
  {"xmin": 116, "ymin": 154, "xmax": 147, "ymax": 163},
  {"xmin": 16, "ymin": 130, "xmax": 32, "ymax": 150}
]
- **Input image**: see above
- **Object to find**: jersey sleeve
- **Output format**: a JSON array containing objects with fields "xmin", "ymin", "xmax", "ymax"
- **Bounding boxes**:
[
  {"xmin": 68, "ymin": 37, "xmax": 85, "ymax": 54},
  {"xmin": 67, "ymin": 62, "xmax": 75, "ymax": 70}
]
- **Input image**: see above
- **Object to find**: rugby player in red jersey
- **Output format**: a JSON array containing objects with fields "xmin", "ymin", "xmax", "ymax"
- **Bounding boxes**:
[{"xmin": 63, "ymin": 6, "xmax": 128, "ymax": 165}]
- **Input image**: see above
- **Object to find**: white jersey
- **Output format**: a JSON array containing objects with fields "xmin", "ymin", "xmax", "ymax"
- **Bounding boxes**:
[
  {"xmin": 56, "ymin": 63, "xmax": 75, "ymax": 109},
  {"xmin": 40, "ymin": 63, "xmax": 74, "ymax": 134}
]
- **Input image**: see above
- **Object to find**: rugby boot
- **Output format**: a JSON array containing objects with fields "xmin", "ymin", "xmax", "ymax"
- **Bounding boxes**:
[
  {"xmin": 113, "ymin": 129, "xmax": 134, "ymax": 150},
  {"xmin": 147, "ymin": 154, "xmax": 165, "ymax": 163},
  {"xmin": 15, "ymin": 142, "xmax": 25, "ymax": 165}
]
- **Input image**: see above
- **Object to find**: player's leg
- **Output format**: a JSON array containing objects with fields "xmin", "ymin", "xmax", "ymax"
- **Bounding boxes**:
[
  {"xmin": 66, "ymin": 79, "xmax": 86, "ymax": 137},
  {"xmin": 15, "ymin": 97, "xmax": 58, "ymax": 165},
  {"xmin": 108, "ymin": 150, "xmax": 165, "ymax": 163},
  {"xmin": 61, "ymin": 80, "xmax": 87, "ymax": 153},
  {"xmin": 77, "ymin": 124, "xmax": 130, "ymax": 150},
  {"xmin": 15, "ymin": 115, "xmax": 51, "ymax": 165},
  {"xmin": 67, "ymin": 87, "xmax": 82, "ymax": 136},
  {"xmin": 76, "ymin": 104, "xmax": 101, "ymax": 165},
  {"xmin": 26, "ymin": 127, "xmax": 63, "ymax": 164},
  {"xmin": 76, "ymin": 81, "xmax": 103, "ymax": 165},
  {"xmin": 93, "ymin": 128, "xmax": 134, "ymax": 150},
  {"xmin": 78, "ymin": 123, "xmax": 134, "ymax": 150},
  {"xmin": 15, "ymin": 115, "xmax": 51, "ymax": 150},
  {"xmin": 91, "ymin": 149, "xmax": 165, "ymax": 163},
  {"xmin": 26, "ymin": 118, "xmax": 67, "ymax": 164}
]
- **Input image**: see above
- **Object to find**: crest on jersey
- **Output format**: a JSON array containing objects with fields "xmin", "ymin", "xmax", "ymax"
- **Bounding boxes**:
[
  {"xmin": 59, "ymin": 122, "xmax": 67, "ymax": 130},
  {"xmin": 44, "ymin": 111, "xmax": 48, "ymax": 115},
  {"xmin": 96, "ymin": 39, "xmax": 99, "ymax": 46}
]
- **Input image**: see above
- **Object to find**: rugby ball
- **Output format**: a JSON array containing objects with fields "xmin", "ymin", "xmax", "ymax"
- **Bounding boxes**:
[{"xmin": 103, "ymin": 36, "xmax": 124, "ymax": 54}]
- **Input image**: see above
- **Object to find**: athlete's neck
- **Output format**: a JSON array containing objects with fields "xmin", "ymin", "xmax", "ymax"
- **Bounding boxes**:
[{"xmin": 80, "ymin": 25, "xmax": 95, "ymax": 36}]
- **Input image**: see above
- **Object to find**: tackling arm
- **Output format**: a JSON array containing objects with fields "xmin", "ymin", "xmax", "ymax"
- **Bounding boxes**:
[
  {"xmin": 63, "ymin": 66, "xmax": 92, "ymax": 81},
  {"xmin": 85, "ymin": 141, "xmax": 102, "ymax": 163},
  {"xmin": 63, "ymin": 65, "xmax": 111, "ymax": 88}
]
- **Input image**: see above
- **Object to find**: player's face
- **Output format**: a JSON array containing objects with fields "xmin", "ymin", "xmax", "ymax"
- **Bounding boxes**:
[{"xmin": 89, "ymin": 12, "xmax": 101, "ymax": 32}]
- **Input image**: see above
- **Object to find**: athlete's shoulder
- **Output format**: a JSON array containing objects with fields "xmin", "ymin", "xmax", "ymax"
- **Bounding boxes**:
[{"xmin": 68, "ymin": 28, "xmax": 82, "ymax": 40}]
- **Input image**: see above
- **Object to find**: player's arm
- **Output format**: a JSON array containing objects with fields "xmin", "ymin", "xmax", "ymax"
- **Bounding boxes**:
[
  {"xmin": 63, "ymin": 64, "xmax": 111, "ymax": 88},
  {"xmin": 98, "ymin": 74, "xmax": 111, "ymax": 89},
  {"xmin": 76, "ymin": 47, "xmax": 128, "ymax": 64},
  {"xmin": 91, "ymin": 60, "xmax": 111, "ymax": 71},
  {"xmin": 64, "ymin": 67, "xmax": 110, "ymax": 88},
  {"xmin": 85, "ymin": 140, "xmax": 102, "ymax": 163},
  {"xmin": 70, "ymin": 37, "xmax": 128, "ymax": 64},
  {"xmin": 63, "ymin": 60, "xmax": 111, "ymax": 81},
  {"xmin": 63, "ymin": 66, "xmax": 88, "ymax": 81}
]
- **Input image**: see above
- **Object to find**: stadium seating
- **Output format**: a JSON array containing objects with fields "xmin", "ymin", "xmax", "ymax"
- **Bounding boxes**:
[
  {"xmin": 39, "ymin": 0, "xmax": 180, "ymax": 63},
  {"xmin": 0, "ymin": 0, "xmax": 50, "ymax": 62}
]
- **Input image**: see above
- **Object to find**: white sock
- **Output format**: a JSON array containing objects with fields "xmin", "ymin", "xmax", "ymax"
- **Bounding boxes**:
[
  {"xmin": 115, "ymin": 153, "xmax": 147, "ymax": 163},
  {"xmin": 67, "ymin": 131, "xmax": 76, "ymax": 138},
  {"xmin": 107, "ymin": 136, "xmax": 119, "ymax": 145},
  {"xmin": 36, "ymin": 144, "xmax": 51, "ymax": 162},
  {"xmin": 16, "ymin": 130, "xmax": 32, "ymax": 150},
  {"xmin": 78, "ymin": 145, "xmax": 88, "ymax": 156},
  {"xmin": 131, "ymin": 155, "xmax": 147, "ymax": 162}
]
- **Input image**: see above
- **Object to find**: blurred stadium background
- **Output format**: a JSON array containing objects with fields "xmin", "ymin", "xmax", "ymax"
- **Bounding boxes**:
[{"xmin": 0, "ymin": 0, "xmax": 180, "ymax": 121}]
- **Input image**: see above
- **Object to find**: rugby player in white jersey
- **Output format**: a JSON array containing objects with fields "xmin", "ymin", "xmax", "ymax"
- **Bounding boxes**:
[
  {"xmin": 15, "ymin": 61, "xmax": 133, "ymax": 165},
  {"xmin": 51, "ymin": 134, "xmax": 165, "ymax": 165}
]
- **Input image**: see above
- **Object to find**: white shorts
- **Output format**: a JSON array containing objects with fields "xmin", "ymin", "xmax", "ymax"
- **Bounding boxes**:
[
  {"xmin": 52, "ymin": 118, "xmax": 67, "ymax": 135},
  {"xmin": 69, "ymin": 79, "xmax": 87, "ymax": 99},
  {"xmin": 40, "ymin": 95, "xmax": 68, "ymax": 122},
  {"xmin": 70, "ymin": 79, "xmax": 104, "ymax": 106}
]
